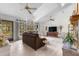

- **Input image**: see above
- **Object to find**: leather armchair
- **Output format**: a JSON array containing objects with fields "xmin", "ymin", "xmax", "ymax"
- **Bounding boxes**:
[{"xmin": 22, "ymin": 32, "xmax": 46, "ymax": 50}]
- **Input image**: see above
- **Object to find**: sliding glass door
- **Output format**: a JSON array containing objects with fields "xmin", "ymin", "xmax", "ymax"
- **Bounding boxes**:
[{"xmin": 0, "ymin": 20, "xmax": 13, "ymax": 41}]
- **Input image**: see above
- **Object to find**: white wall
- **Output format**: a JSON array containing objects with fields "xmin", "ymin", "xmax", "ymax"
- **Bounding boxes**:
[
  {"xmin": 38, "ymin": 4, "xmax": 74, "ymax": 35},
  {"xmin": 0, "ymin": 3, "xmax": 28, "ymax": 20}
]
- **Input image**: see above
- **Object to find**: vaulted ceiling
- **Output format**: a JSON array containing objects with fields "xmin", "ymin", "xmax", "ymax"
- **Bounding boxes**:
[
  {"xmin": 33, "ymin": 3, "xmax": 73, "ymax": 22},
  {"xmin": 0, "ymin": 3, "xmax": 74, "ymax": 21}
]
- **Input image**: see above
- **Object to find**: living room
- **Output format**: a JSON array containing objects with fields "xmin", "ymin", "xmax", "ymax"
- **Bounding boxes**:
[{"xmin": 0, "ymin": 3, "xmax": 79, "ymax": 56}]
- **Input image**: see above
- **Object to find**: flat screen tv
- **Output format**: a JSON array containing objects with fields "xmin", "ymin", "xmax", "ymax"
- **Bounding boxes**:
[{"xmin": 49, "ymin": 27, "xmax": 57, "ymax": 32}]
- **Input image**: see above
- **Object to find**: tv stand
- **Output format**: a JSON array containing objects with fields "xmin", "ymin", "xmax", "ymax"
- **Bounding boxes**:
[{"xmin": 47, "ymin": 32, "xmax": 58, "ymax": 37}]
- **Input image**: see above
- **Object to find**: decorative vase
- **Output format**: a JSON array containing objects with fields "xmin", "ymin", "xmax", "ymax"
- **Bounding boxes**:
[{"xmin": 63, "ymin": 42, "xmax": 72, "ymax": 49}]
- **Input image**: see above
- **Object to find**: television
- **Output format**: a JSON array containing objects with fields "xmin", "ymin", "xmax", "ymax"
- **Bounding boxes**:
[{"xmin": 49, "ymin": 27, "xmax": 57, "ymax": 32}]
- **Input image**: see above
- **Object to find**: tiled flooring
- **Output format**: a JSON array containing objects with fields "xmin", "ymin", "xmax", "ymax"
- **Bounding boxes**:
[
  {"xmin": 10, "ymin": 39, "xmax": 62, "ymax": 56},
  {"xmin": 6, "ymin": 37, "xmax": 79, "ymax": 56}
]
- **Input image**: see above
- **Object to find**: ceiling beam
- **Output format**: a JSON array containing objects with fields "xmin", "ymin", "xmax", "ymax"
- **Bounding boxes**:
[{"xmin": 33, "ymin": 3, "xmax": 59, "ymax": 21}]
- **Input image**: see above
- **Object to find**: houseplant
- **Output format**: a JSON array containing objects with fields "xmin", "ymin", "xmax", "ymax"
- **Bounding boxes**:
[
  {"xmin": 63, "ymin": 32, "xmax": 74, "ymax": 49},
  {"xmin": 0, "ymin": 34, "xmax": 9, "ymax": 47}
]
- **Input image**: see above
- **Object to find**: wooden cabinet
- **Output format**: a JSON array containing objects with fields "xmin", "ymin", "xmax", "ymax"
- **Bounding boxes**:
[
  {"xmin": 70, "ymin": 15, "xmax": 79, "ymax": 26},
  {"xmin": 47, "ymin": 32, "xmax": 58, "ymax": 37}
]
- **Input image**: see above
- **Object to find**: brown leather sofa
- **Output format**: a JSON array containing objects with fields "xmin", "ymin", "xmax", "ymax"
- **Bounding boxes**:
[{"xmin": 22, "ymin": 32, "xmax": 46, "ymax": 50}]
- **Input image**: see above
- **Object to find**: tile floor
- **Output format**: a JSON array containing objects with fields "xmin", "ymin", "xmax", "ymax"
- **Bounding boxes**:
[
  {"xmin": 10, "ymin": 38, "xmax": 63, "ymax": 56},
  {"xmin": 1, "ymin": 39, "xmax": 79, "ymax": 56}
]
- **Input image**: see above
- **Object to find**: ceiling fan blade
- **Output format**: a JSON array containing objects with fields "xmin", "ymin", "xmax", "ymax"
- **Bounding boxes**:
[
  {"xmin": 25, "ymin": 6, "xmax": 37, "ymax": 10},
  {"xmin": 49, "ymin": 16, "xmax": 54, "ymax": 21},
  {"xmin": 27, "ymin": 9, "xmax": 32, "ymax": 14},
  {"xmin": 25, "ymin": 3, "xmax": 37, "ymax": 10},
  {"xmin": 50, "ymin": 19, "xmax": 54, "ymax": 21},
  {"xmin": 28, "ymin": 8, "xmax": 37, "ymax": 10}
]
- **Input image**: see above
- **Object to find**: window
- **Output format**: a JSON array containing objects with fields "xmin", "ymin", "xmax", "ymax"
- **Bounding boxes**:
[{"xmin": 18, "ymin": 20, "xmax": 26, "ymax": 35}]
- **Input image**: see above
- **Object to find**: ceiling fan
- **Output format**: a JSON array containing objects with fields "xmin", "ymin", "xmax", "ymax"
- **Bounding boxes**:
[
  {"xmin": 24, "ymin": 3, "xmax": 37, "ymax": 14},
  {"xmin": 49, "ymin": 16, "xmax": 54, "ymax": 21}
]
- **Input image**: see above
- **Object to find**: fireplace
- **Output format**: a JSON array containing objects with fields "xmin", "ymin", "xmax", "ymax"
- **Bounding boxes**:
[{"xmin": 47, "ymin": 26, "xmax": 58, "ymax": 37}]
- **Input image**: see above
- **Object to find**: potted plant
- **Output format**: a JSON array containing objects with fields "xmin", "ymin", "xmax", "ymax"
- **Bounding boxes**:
[{"xmin": 63, "ymin": 32, "xmax": 74, "ymax": 49}]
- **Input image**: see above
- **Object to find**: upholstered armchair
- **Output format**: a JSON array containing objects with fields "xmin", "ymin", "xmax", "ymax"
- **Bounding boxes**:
[{"xmin": 22, "ymin": 32, "xmax": 46, "ymax": 50}]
